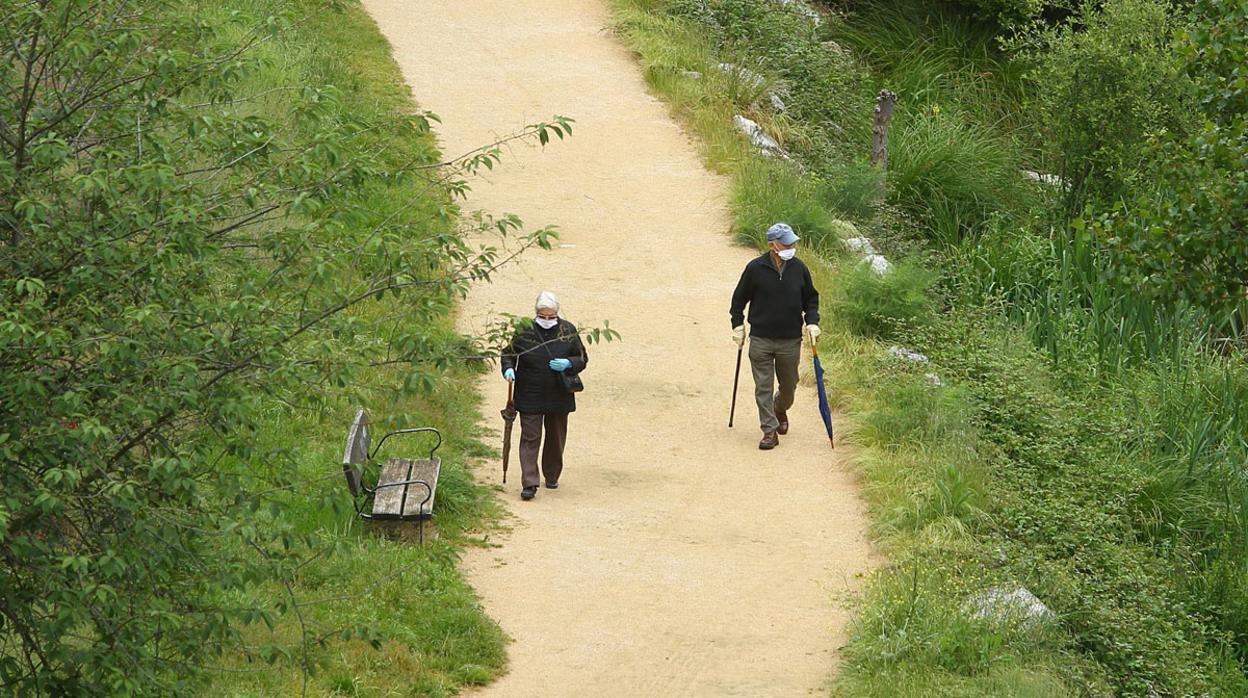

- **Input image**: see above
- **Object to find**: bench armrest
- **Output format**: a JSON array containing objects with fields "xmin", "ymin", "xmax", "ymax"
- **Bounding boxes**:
[{"xmin": 370, "ymin": 427, "xmax": 442, "ymax": 461}]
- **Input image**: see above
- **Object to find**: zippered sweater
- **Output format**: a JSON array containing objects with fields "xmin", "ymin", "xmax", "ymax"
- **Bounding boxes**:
[{"xmin": 729, "ymin": 253, "xmax": 820, "ymax": 339}]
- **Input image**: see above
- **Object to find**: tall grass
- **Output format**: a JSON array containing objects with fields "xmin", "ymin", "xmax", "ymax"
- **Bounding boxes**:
[
  {"xmin": 949, "ymin": 222, "xmax": 1211, "ymax": 375},
  {"xmin": 831, "ymin": 0, "xmax": 1038, "ymax": 244},
  {"xmin": 731, "ymin": 158, "xmax": 853, "ymax": 250},
  {"xmin": 831, "ymin": 261, "xmax": 938, "ymax": 340},
  {"xmin": 888, "ymin": 112, "xmax": 1028, "ymax": 243},
  {"xmin": 833, "ymin": 0, "xmax": 1028, "ymax": 128}
]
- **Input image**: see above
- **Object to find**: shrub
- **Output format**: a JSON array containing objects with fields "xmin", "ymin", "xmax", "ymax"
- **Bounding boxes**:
[
  {"xmin": 1104, "ymin": 0, "xmax": 1248, "ymax": 334},
  {"xmin": 1015, "ymin": 0, "xmax": 1197, "ymax": 212},
  {"xmin": 833, "ymin": 260, "xmax": 938, "ymax": 340}
]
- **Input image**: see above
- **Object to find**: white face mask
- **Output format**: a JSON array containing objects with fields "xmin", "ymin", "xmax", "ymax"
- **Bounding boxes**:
[
  {"xmin": 776, "ymin": 247, "xmax": 797, "ymax": 261},
  {"xmin": 535, "ymin": 316, "xmax": 558, "ymax": 330}
]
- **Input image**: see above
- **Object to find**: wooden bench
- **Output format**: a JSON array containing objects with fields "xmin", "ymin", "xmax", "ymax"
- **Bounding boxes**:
[{"xmin": 341, "ymin": 408, "xmax": 441, "ymax": 543}]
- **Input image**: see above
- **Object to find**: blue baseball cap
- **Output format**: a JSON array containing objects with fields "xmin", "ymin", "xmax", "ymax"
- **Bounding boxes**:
[{"xmin": 765, "ymin": 222, "xmax": 800, "ymax": 245}]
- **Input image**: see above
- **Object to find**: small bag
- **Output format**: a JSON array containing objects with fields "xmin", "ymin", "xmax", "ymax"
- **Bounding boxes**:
[
  {"xmin": 560, "ymin": 371, "xmax": 584, "ymax": 393},
  {"xmin": 542, "ymin": 323, "xmax": 585, "ymax": 394}
]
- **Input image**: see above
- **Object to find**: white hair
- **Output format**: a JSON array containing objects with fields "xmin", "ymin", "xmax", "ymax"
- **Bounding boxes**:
[{"xmin": 534, "ymin": 290, "xmax": 560, "ymax": 312}]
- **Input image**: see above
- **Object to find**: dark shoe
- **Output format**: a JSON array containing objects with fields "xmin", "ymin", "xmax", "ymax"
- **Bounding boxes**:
[
  {"xmin": 776, "ymin": 411, "xmax": 789, "ymax": 435},
  {"xmin": 759, "ymin": 431, "xmax": 779, "ymax": 450},
  {"xmin": 521, "ymin": 487, "xmax": 537, "ymax": 500},
  {"xmin": 544, "ymin": 480, "xmax": 559, "ymax": 489}
]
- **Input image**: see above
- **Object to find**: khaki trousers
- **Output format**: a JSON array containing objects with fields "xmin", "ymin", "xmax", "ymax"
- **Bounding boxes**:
[
  {"xmin": 518, "ymin": 412, "xmax": 569, "ymax": 488},
  {"xmin": 749, "ymin": 336, "xmax": 802, "ymax": 433}
]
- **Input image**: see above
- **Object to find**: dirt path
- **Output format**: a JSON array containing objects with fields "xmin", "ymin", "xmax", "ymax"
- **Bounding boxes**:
[{"xmin": 361, "ymin": 1, "xmax": 874, "ymax": 694}]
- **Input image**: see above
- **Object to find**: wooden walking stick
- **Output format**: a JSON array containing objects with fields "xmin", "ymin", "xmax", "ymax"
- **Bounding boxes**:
[{"xmin": 729, "ymin": 344, "xmax": 743, "ymax": 427}]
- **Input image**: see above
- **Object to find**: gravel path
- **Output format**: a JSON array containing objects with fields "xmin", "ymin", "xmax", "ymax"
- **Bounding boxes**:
[{"xmin": 361, "ymin": 2, "xmax": 875, "ymax": 694}]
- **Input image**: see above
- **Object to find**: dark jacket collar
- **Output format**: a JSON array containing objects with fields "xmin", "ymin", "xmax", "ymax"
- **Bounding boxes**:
[{"xmin": 758, "ymin": 251, "xmax": 797, "ymax": 273}]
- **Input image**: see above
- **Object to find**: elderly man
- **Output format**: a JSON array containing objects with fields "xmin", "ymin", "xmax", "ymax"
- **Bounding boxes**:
[{"xmin": 729, "ymin": 222, "xmax": 821, "ymax": 450}]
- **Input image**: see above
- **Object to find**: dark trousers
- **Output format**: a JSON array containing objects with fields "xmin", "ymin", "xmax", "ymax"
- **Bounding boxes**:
[
  {"xmin": 748, "ymin": 336, "xmax": 802, "ymax": 433},
  {"xmin": 518, "ymin": 412, "xmax": 569, "ymax": 489}
]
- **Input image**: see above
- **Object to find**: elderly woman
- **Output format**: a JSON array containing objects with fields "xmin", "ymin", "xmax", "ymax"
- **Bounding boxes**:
[{"xmin": 500, "ymin": 291, "xmax": 589, "ymax": 500}]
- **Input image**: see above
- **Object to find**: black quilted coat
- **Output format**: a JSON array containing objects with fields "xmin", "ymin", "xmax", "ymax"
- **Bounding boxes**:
[{"xmin": 500, "ymin": 319, "xmax": 588, "ymax": 414}]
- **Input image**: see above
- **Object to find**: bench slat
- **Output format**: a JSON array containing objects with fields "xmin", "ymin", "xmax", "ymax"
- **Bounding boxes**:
[
  {"xmin": 372, "ymin": 458, "xmax": 411, "ymax": 517},
  {"xmin": 404, "ymin": 458, "xmax": 439, "ymax": 518},
  {"xmin": 373, "ymin": 457, "xmax": 440, "ymax": 519}
]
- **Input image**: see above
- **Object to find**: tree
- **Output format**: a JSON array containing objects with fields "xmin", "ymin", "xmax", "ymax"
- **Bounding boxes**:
[
  {"xmin": 1017, "ymin": 0, "xmax": 1198, "ymax": 212},
  {"xmin": 0, "ymin": 1, "xmax": 572, "ymax": 692},
  {"xmin": 1107, "ymin": 0, "xmax": 1248, "ymax": 335}
]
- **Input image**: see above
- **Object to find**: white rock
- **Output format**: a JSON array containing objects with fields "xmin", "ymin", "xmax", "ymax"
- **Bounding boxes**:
[
  {"xmin": 680, "ymin": 70, "xmax": 703, "ymax": 80},
  {"xmin": 925, "ymin": 372, "xmax": 944, "ymax": 387},
  {"xmin": 733, "ymin": 115, "xmax": 790, "ymax": 160},
  {"xmin": 887, "ymin": 345, "xmax": 929, "ymax": 364},
  {"xmin": 769, "ymin": 93, "xmax": 787, "ymax": 112},
  {"xmin": 968, "ymin": 586, "xmax": 1054, "ymax": 626},
  {"xmin": 865, "ymin": 254, "xmax": 892, "ymax": 275},
  {"xmin": 844, "ymin": 236, "xmax": 877, "ymax": 256},
  {"xmin": 843, "ymin": 231, "xmax": 889, "ymax": 275},
  {"xmin": 822, "ymin": 40, "xmax": 847, "ymax": 56},
  {"xmin": 777, "ymin": 0, "xmax": 821, "ymax": 25},
  {"xmin": 829, "ymin": 219, "xmax": 860, "ymax": 238},
  {"xmin": 1022, "ymin": 170, "xmax": 1067, "ymax": 187}
]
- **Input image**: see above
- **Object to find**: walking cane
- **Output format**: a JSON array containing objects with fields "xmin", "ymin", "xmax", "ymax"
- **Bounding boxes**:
[{"xmin": 728, "ymin": 344, "xmax": 743, "ymax": 427}]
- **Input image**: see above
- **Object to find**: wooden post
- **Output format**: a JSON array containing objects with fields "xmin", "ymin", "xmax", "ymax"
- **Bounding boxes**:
[{"xmin": 870, "ymin": 90, "xmax": 897, "ymax": 170}]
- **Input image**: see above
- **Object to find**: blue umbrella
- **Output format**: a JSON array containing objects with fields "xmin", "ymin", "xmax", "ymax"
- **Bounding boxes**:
[{"xmin": 813, "ymin": 347, "xmax": 835, "ymax": 448}]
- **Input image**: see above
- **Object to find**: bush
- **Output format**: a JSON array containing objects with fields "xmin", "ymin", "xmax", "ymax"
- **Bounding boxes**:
[
  {"xmin": 833, "ymin": 261, "xmax": 938, "ymax": 340},
  {"xmin": 1016, "ymin": 0, "xmax": 1197, "ymax": 211},
  {"xmin": 1104, "ymin": 0, "xmax": 1248, "ymax": 334}
]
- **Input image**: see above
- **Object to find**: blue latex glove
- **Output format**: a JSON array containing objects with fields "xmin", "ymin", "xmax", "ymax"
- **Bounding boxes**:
[
  {"xmin": 549, "ymin": 358, "xmax": 572, "ymax": 372},
  {"xmin": 503, "ymin": 368, "xmax": 515, "ymax": 382}
]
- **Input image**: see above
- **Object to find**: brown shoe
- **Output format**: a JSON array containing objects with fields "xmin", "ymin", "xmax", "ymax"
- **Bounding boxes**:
[
  {"xmin": 759, "ymin": 431, "xmax": 779, "ymax": 450},
  {"xmin": 776, "ymin": 411, "xmax": 789, "ymax": 435}
]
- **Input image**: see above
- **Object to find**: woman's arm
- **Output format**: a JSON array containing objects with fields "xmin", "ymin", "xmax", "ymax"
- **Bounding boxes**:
[
  {"xmin": 564, "ymin": 322, "xmax": 588, "ymax": 373},
  {"xmin": 500, "ymin": 332, "xmax": 520, "ymax": 376}
]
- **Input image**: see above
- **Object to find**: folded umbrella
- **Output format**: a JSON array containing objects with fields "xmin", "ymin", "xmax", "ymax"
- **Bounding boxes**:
[
  {"xmin": 813, "ymin": 345, "xmax": 834, "ymax": 448},
  {"xmin": 500, "ymin": 381, "xmax": 517, "ymax": 483}
]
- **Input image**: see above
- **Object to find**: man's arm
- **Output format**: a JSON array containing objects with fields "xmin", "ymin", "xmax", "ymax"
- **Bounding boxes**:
[
  {"xmin": 729, "ymin": 265, "xmax": 752, "ymax": 328},
  {"xmin": 801, "ymin": 265, "xmax": 820, "ymax": 326}
]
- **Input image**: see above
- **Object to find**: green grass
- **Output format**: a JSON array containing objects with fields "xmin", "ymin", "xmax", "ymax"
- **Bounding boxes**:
[
  {"xmin": 187, "ymin": 1, "xmax": 508, "ymax": 694},
  {"xmin": 829, "ymin": 0, "xmax": 1040, "ymax": 244}
]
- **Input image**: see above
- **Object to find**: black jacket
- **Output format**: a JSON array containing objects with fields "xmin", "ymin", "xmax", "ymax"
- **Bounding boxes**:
[
  {"xmin": 729, "ymin": 253, "xmax": 820, "ymax": 339},
  {"xmin": 500, "ymin": 319, "xmax": 588, "ymax": 414}
]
